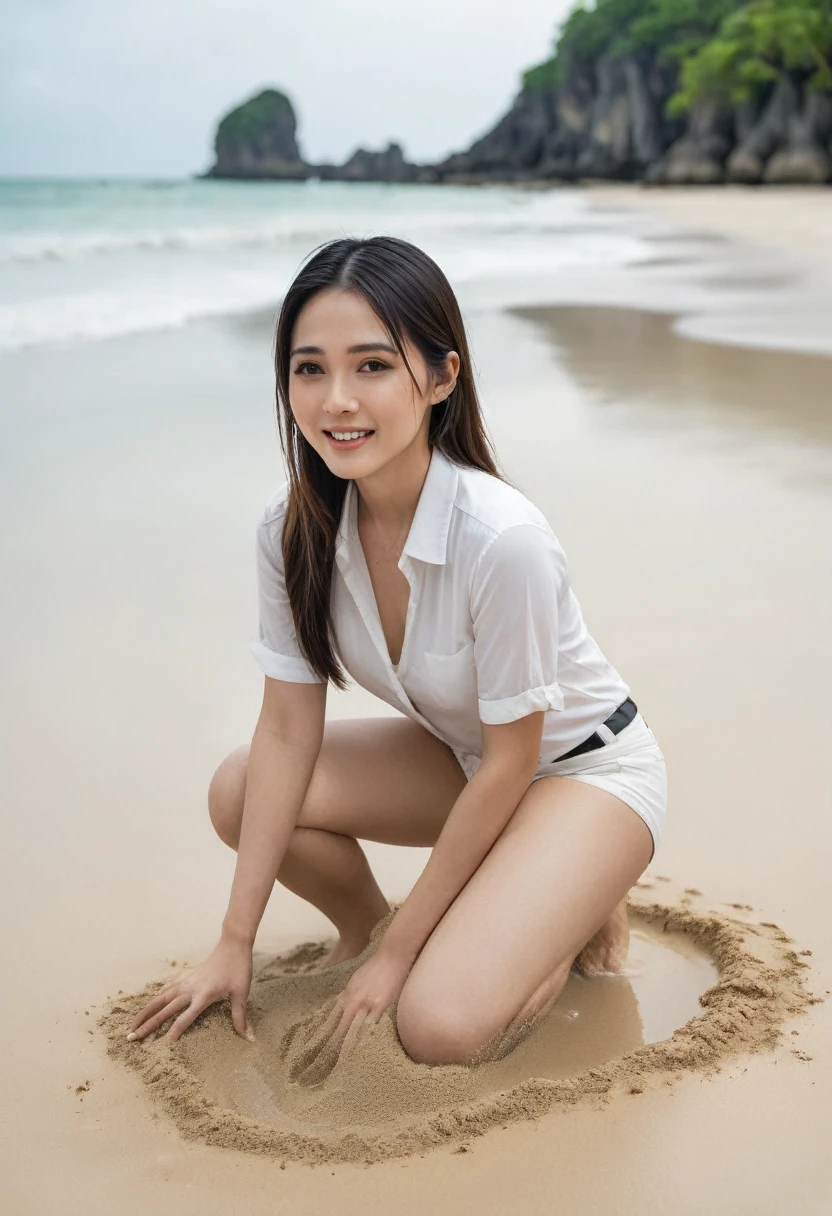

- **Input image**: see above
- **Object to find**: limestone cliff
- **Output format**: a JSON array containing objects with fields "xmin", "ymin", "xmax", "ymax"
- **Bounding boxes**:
[
  {"xmin": 431, "ymin": 0, "xmax": 832, "ymax": 185},
  {"xmin": 435, "ymin": 61, "xmax": 832, "ymax": 186}
]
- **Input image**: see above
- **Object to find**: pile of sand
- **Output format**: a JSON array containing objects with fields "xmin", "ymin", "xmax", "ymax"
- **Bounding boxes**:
[{"xmin": 100, "ymin": 885, "xmax": 821, "ymax": 1166}]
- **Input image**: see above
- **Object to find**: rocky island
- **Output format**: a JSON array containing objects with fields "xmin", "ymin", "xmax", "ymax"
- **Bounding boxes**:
[
  {"xmin": 208, "ymin": 89, "xmax": 307, "ymax": 180},
  {"xmin": 203, "ymin": 0, "xmax": 832, "ymax": 185},
  {"xmin": 202, "ymin": 88, "xmax": 421, "ymax": 184}
]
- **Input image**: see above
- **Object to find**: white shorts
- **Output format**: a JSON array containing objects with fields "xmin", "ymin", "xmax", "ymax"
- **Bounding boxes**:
[{"xmin": 455, "ymin": 712, "xmax": 667, "ymax": 862}]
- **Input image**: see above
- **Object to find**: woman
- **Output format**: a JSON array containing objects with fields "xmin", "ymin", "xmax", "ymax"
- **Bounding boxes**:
[{"xmin": 128, "ymin": 235, "xmax": 667, "ymax": 1068}]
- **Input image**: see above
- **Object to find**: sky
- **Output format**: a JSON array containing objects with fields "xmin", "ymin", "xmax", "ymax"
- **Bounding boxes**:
[{"xmin": 0, "ymin": 0, "xmax": 571, "ymax": 178}]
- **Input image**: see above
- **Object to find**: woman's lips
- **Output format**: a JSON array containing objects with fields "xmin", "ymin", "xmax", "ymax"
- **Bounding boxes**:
[{"xmin": 323, "ymin": 430, "xmax": 374, "ymax": 450}]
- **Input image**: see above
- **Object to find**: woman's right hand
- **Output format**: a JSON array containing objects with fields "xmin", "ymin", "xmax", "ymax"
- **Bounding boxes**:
[{"xmin": 126, "ymin": 936, "xmax": 255, "ymax": 1045}]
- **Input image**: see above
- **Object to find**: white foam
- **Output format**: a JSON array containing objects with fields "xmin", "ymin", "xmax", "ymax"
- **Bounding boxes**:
[
  {"xmin": 0, "ymin": 275, "xmax": 285, "ymax": 352},
  {"xmin": 0, "ymin": 191, "xmax": 649, "ymax": 353},
  {"xmin": 0, "ymin": 191, "xmax": 605, "ymax": 266}
]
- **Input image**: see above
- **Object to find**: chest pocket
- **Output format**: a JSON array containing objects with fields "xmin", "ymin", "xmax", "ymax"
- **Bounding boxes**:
[{"xmin": 407, "ymin": 642, "xmax": 479, "ymax": 712}]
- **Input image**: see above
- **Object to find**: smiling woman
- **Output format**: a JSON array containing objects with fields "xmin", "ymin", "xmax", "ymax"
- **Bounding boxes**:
[{"xmin": 127, "ymin": 235, "xmax": 667, "ymax": 1068}]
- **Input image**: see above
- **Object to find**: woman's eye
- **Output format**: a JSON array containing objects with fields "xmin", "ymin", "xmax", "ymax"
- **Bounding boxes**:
[
  {"xmin": 361, "ymin": 359, "xmax": 388, "ymax": 372},
  {"xmin": 294, "ymin": 362, "xmax": 323, "ymax": 375}
]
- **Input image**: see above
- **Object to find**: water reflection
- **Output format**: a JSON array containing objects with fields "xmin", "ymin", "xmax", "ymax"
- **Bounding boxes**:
[{"xmin": 513, "ymin": 304, "xmax": 832, "ymax": 452}]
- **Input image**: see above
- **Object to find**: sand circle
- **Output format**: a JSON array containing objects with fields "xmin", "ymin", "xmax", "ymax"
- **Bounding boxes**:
[{"xmin": 100, "ymin": 889, "xmax": 820, "ymax": 1166}]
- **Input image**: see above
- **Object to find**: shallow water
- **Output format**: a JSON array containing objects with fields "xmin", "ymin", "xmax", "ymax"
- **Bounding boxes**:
[
  {"xmin": 187, "ymin": 915, "xmax": 718, "ymax": 1132},
  {"xmin": 499, "ymin": 919, "xmax": 719, "ymax": 1085}
]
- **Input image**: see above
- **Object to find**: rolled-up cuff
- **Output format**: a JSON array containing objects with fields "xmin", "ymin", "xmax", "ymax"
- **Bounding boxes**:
[
  {"xmin": 478, "ymin": 682, "xmax": 564, "ymax": 725},
  {"xmin": 248, "ymin": 640, "xmax": 325, "ymax": 684}
]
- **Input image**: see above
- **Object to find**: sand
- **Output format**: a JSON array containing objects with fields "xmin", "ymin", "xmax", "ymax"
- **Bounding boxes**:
[
  {"xmin": 98, "ymin": 893, "xmax": 819, "ymax": 1166},
  {"xmin": 584, "ymin": 183, "xmax": 832, "ymax": 260},
  {"xmin": 3, "ymin": 188, "xmax": 832, "ymax": 1211}
]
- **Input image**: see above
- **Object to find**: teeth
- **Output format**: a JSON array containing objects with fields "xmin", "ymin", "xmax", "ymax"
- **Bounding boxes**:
[{"xmin": 329, "ymin": 430, "xmax": 371, "ymax": 441}]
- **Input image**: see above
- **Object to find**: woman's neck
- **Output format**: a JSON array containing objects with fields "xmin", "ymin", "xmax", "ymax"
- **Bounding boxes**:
[{"xmin": 355, "ymin": 439, "xmax": 432, "ymax": 537}]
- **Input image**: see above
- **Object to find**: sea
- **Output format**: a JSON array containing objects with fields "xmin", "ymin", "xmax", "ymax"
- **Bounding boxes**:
[{"xmin": 0, "ymin": 178, "xmax": 652, "ymax": 356}]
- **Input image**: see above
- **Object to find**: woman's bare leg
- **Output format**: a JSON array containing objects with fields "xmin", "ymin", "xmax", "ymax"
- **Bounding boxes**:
[
  {"xmin": 208, "ymin": 716, "xmax": 632, "ymax": 977},
  {"xmin": 207, "ymin": 716, "xmax": 468, "ymax": 966},
  {"xmin": 210, "ymin": 810, "xmax": 392, "ymax": 966},
  {"xmin": 574, "ymin": 894, "xmax": 630, "ymax": 976},
  {"xmin": 394, "ymin": 776, "xmax": 654, "ymax": 1065}
]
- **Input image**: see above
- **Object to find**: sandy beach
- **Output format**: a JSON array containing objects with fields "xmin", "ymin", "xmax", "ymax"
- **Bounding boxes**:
[
  {"xmin": 2, "ymin": 187, "xmax": 832, "ymax": 1212},
  {"xmin": 587, "ymin": 184, "xmax": 832, "ymax": 259}
]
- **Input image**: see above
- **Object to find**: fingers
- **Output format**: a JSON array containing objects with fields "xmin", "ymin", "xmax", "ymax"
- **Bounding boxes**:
[
  {"xmin": 336, "ymin": 1008, "xmax": 368, "ymax": 1065},
  {"xmin": 230, "ymin": 995, "xmax": 254, "ymax": 1043},
  {"xmin": 129, "ymin": 993, "xmax": 192, "ymax": 1041},
  {"xmin": 127, "ymin": 986, "xmax": 178, "ymax": 1035},
  {"xmin": 328, "ymin": 1002, "xmax": 356, "ymax": 1057},
  {"xmin": 332, "ymin": 1001, "xmax": 387, "ymax": 1066},
  {"xmin": 163, "ymin": 997, "xmax": 206, "ymax": 1044}
]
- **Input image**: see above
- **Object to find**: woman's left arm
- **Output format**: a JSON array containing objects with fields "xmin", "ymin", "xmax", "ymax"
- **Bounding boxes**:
[
  {"xmin": 379, "ymin": 714, "xmax": 544, "ymax": 964},
  {"xmin": 327, "ymin": 714, "xmax": 544, "ymax": 1064}
]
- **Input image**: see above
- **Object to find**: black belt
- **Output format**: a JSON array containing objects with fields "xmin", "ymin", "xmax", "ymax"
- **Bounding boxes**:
[{"xmin": 555, "ymin": 697, "xmax": 639, "ymax": 762}]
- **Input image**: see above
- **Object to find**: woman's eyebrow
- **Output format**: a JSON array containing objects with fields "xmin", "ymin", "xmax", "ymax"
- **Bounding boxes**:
[{"xmin": 289, "ymin": 342, "xmax": 398, "ymax": 357}]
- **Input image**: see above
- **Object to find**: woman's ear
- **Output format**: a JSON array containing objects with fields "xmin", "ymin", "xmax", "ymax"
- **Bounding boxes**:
[{"xmin": 431, "ymin": 351, "xmax": 460, "ymax": 403}]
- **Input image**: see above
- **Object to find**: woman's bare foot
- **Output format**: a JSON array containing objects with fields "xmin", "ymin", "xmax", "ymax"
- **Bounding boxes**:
[
  {"xmin": 573, "ymin": 897, "xmax": 631, "ymax": 976},
  {"xmin": 317, "ymin": 899, "xmax": 393, "ymax": 971},
  {"xmin": 319, "ymin": 934, "xmax": 372, "ymax": 970}
]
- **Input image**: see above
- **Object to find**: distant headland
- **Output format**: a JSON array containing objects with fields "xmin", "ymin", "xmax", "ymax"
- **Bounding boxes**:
[{"xmin": 201, "ymin": 0, "xmax": 832, "ymax": 186}]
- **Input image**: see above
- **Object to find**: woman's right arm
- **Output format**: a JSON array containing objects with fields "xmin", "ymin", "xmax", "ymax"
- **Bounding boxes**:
[
  {"xmin": 221, "ymin": 677, "xmax": 326, "ymax": 949},
  {"xmin": 127, "ymin": 676, "xmax": 326, "ymax": 1045}
]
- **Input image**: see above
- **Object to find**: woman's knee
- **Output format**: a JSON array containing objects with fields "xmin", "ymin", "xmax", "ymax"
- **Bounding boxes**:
[
  {"xmin": 395, "ymin": 995, "xmax": 495, "ymax": 1066},
  {"xmin": 396, "ymin": 955, "xmax": 573, "ymax": 1067},
  {"xmin": 207, "ymin": 744, "xmax": 249, "ymax": 845},
  {"xmin": 395, "ymin": 971, "xmax": 503, "ymax": 1066}
]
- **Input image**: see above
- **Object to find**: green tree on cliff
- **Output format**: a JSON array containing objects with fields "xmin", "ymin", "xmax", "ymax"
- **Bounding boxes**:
[
  {"xmin": 522, "ymin": 0, "xmax": 832, "ymax": 111},
  {"xmin": 670, "ymin": 0, "xmax": 832, "ymax": 110}
]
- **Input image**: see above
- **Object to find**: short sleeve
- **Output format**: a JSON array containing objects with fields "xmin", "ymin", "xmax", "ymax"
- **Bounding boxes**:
[
  {"xmin": 248, "ymin": 501, "xmax": 326, "ymax": 684},
  {"xmin": 470, "ymin": 524, "xmax": 566, "ymax": 725}
]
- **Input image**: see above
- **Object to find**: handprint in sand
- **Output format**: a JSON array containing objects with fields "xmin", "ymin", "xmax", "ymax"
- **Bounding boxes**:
[{"xmin": 280, "ymin": 947, "xmax": 413, "ymax": 1085}]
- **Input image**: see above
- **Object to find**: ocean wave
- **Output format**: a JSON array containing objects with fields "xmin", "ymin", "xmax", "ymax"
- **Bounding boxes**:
[
  {"xmin": 0, "ymin": 196, "xmax": 617, "ymax": 265},
  {"xmin": 0, "ymin": 277, "xmax": 284, "ymax": 353},
  {"xmin": 0, "ymin": 231, "xmax": 651, "ymax": 355}
]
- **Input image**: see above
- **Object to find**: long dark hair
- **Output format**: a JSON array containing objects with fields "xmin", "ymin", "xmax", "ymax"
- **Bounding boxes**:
[{"xmin": 274, "ymin": 235, "xmax": 504, "ymax": 689}]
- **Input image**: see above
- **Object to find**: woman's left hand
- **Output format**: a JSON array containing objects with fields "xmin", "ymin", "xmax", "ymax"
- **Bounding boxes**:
[{"xmin": 329, "ymin": 946, "xmax": 414, "ymax": 1065}]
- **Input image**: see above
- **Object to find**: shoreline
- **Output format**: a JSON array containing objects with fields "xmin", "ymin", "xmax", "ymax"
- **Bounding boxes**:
[
  {"xmin": 565, "ymin": 184, "xmax": 832, "ymax": 358},
  {"xmin": 4, "ymin": 180, "xmax": 832, "ymax": 362}
]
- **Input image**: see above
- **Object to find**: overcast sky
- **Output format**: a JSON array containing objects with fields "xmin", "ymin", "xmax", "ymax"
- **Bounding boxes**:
[{"xmin": 0, "ymin": 0, "xmax": 570, "ymax": 178}]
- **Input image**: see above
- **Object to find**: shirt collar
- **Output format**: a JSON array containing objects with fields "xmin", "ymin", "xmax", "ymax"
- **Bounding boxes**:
[{"xmin": 335, "ymin": 444, "xmax": 459, "ymax": 566}]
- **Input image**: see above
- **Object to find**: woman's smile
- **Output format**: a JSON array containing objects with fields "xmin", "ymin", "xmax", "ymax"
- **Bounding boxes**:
[{"xmin": 323, "ymin": 428, "xmax": 375, "ymax": 450}]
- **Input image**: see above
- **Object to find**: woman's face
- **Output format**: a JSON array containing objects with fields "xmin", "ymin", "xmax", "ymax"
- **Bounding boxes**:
[{"xmin": 288, "ymin": 287, "xmax": 458, "ymax": 478}]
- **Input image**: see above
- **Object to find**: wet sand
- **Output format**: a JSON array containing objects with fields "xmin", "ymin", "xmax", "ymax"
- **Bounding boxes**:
[
  {"xmin": 586, "ymin": 183, "xmax": 832, "ymax": 260},
  {"xmin": 2, "ymin": 198, "xmax": 832, "ymax": 1209},
  {"xmin": 99, "ymin": 896, "xmax": 814, "ymax": 1165}
]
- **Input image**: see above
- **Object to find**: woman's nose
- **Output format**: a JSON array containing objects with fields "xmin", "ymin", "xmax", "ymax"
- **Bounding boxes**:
[{"xmin": 322, "ymin": 375, "xmax": 359, "ymax": 415}]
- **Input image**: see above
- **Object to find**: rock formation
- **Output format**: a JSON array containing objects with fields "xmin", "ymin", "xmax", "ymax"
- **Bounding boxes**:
[
  {"xmin": 205, "ymin": 89, "xmax": 308, "ymax": 180},
  {"xmin": 434, "ymin": 63, "xmax": 832, "ymax": 186},
  {"xmin": 315, "ymin": 142, "xmax": 425, "ymax": 182},
  {"xmin": 204, "ymin": 91, "xmax": 426, "ymax": 183},
  {"xmin": 430, "ymin": 0, "xmax": 832, "ymax": 186}
]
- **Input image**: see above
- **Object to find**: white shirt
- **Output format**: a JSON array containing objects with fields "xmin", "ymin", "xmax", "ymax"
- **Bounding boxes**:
[{"xmin": 250, "ymin": 445, "xmax": 630, "ymax": 778}]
